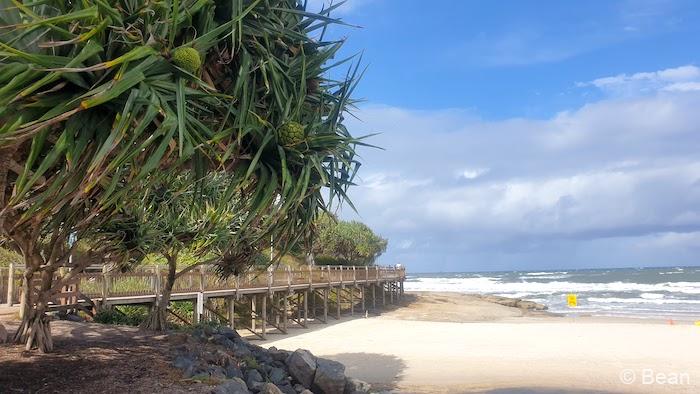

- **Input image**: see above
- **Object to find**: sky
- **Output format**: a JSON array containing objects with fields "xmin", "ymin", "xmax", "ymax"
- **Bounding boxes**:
[{"xmin": 311, "ymin": 0, "xmax": 700, "ymax": 273}]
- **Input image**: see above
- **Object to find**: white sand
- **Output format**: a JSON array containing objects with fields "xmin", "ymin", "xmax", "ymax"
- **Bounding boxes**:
[{"xmin": 262, "ymin": 295, "xmax": 700, "ymax": 393}]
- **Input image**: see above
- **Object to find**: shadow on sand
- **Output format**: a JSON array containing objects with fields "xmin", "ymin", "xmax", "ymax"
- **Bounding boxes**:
[{"xmin": 324, "ymin": 352, "xmax": 407, "ymax": 391}]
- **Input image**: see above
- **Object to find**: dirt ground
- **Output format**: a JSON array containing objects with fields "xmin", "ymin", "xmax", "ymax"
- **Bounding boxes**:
[{"xmin": 0, "ymin": 311, "xmax": 209, "ymax": 394}]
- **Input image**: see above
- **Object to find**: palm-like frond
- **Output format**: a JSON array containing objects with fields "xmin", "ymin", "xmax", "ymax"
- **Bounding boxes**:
[{"xmin": 0, "ymin": 0, "xmax": 364, "ymax": 264}]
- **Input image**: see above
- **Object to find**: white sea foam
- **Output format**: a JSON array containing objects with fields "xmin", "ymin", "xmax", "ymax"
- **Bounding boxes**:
[
  {"xmin": 523, "ymin": 271, "xmax": 568, "ymax": 276},
  {"xmin": 404, "ymin": 277, "xmax": 700, "ymax": 295},
  {"xmin": 586, "ymin": 297, "xmax": 700, "ymax": 305}
]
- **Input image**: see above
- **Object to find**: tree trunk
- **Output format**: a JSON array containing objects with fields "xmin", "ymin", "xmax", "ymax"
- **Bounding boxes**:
[
  {"xmin": 13, "ymin": 266, "xmax": 54, "ymax": 352},
  {"xmin": 141, "ymin": 258, "xmax": 177, "ymax": 331}
]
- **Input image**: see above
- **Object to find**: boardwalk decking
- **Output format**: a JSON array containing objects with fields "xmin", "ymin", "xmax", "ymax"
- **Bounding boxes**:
[{"xmin": 2, "ymin": 264, "xmax": 406, "ymax": 339}]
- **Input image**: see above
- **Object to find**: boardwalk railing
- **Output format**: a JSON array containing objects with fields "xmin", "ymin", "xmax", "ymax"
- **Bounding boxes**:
[{"xmin": 2, "ymin": 264, "xmax": 406, "ymax": 306}]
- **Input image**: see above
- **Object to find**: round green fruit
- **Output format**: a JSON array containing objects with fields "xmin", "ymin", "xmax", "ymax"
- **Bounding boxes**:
[
  {"xmin": 278, "ymin": 121, "xmax": 305, "ymax": 146},
  {"xmin": 171, "ymin": 47, "xmax": 201, "ymax": 74}
]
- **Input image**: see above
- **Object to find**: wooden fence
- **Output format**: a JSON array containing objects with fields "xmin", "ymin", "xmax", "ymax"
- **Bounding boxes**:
[{"xmin": 2, "ymin": 264, "xmax": 406, "ymax": 306}]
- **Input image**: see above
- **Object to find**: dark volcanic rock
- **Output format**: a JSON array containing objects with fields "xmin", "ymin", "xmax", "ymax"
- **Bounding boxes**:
[
  {"xmin": 212, "ymin": 377, "xmax": 250, "ymax": 394},
  {"xmin": 312, "ymin": 358, "xmax": 346, "ymax": 394},
  {"xmin": 259, "ymin": 383, "xmax": 284, "ymax": 394},
  {"xmin": 285, "ymin": 349, "xmax": 317, "ymax": 388}
]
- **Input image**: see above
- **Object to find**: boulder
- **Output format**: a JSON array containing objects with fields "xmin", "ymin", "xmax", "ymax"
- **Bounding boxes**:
[
  {"xmin": 208, "ymin": 365, "xmax": 228, "ymax": 380},
  {"xmin": 246, "ymin": 369, "xmax": 264, "ymax": 391},
  {"xmin": 212, "ymin": 377, "xmax": 250, "ymax": 394},
  {"xmin": 219, "ymin": 326, "xmax": 241, "ymax": 340},
  {"xmin": 269, "ymin": 367, "xmax": 288, "ymax": 385},
  {"xmin": 259, "ymin": 383, "xmax": 284, "ymax": 394},
  {"xmin": 276, "ymin": 382, "xmax": 297, "ymax": 394},
  {"xmin": 344, "ymin": 377, "xmax": 371, "ymax": 394},
  {"xmin": 226, "ymin": 365, "xmax": 244, "ymax": 379},
  {"xmin": 299, "ymin": 391, "xmax": 314, "ymax": 394},
  {"xmin": 516, "ymin": 300, "xmax": 547, "ymax": 311},
  {"xmin": 232, "ymin": 343, "xmax": 253, "ymax": 359},
  {"xmin": 293, "ymin": 384, "xmax": 307, "ymax": 393},
  {"xmin": 0, "ymin": 323, "xmax": 7, "ymax": 344},
  {"xmin": 312, "ymin": 358, "xmax": 345, "ymax": 394},
  {"xmin": 173, "ymin": 355, "xmax": 196, "ymax": 371},
  {"xmin": 286, "ymin": 349, "xmax": 317, "ymax": 388}
]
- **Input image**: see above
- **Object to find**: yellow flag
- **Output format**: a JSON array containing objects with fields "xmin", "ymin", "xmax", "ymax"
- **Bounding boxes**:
[{"xmin": 567, "ymin": 294, "xmax": 578, "ymax": 308}]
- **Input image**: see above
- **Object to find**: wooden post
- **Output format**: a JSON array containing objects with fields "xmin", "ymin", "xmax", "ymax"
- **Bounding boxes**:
[
  {"xmin": 350, "ymin": 286, "xmax": 354, "ymax": 316},
  {"xmin": 228, "ymin": 296, "xmax": 235, "ymax": 329},
  {"xmin": 6, "ymin": 262, "xmax": 15, "ymax": 307},
  {"xmin": 335, "ymin": 287, "xmax": 341, "ymax": 319},
  {"xmin": 250, "ymin": 295, "xmax": 256, "ymax": 332},
  {"xmin": 296, "ymin": 292, "xmax": 302, "ymax": 324},
  {"xmin": 382, "ymin": 283, "xmax": 386, "ymax": 306},
  {"xmin": 323, "ymin": 288, "xmax": 328, "ymax": 323},
  {"xmin": 261, "ymin": 295, "xmax": 267, "ymax": 339},
  {"xmin": 312, "ymin": 289, "xmax": 317, "ymax": 319},
  {"xmin": 303, "ymin": 290, "xmax": 308, "ymax": 327},
  {"xmin": 400, "ymin": 280, "xmax": 404, "ymax": 299},
  {"xmin": 283, "ymin": 293, "xmax": 289, "ymax": 332},
  {"xmin": 372, "ymin": 284, "xmax": 376, "ymax": 310},
  {"xmin": 390, "ymin": 281, "xmax": 394, "ymax": 304},
  {"xmin": 194, "ymin": 292, "xmax": 203, "ymax": 323},
  {"xmin": 361, "ymin": 285, "xmax": 366, "ymax": 312},
  {"xmin": 271, "ymin": 291, "xmax": 282, "ymax": 327}
]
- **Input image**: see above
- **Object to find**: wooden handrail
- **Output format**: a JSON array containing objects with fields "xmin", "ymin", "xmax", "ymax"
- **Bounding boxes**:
[{"xmin": 7, "ymin": 264, "xmax": 405, "ymax": 303}]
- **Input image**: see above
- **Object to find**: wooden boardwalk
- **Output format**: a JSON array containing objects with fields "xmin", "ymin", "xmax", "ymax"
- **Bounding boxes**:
[{"xmin": 2, "ymin": 265, "xmax": 406, "ymax": 339}]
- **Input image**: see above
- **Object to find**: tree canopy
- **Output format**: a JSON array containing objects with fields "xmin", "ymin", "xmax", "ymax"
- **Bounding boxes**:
[
  {"xmin": 0, "ymin": 0, "xmax": 365, "ymax": 351},
  {"xmin": 312, "ymin": 214, "xmax": 387, "ymax": 266}
]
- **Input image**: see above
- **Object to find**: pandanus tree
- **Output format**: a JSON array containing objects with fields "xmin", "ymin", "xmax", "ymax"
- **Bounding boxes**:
[
  {"xmin": 0, "ymin": 0, "xmax": 364, "ymax": 351},
  {"xmin": 129, "ymin": 173, "xmax": 261, "ymax": 331}
]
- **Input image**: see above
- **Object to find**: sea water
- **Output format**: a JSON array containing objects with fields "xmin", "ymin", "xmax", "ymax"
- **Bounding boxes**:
[{"xmin": 404, "ymin": 266, "xmax": 700, "ymax": 321}]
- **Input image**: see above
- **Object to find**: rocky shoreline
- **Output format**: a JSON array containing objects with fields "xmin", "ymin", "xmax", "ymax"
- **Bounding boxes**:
[{"xmin": 169, "ymin": 325, "xmax": 370, "ymax": 394}]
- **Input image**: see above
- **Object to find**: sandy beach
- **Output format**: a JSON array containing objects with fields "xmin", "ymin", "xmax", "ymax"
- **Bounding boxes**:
[{"xmin": 262, "ymin": 292, "xmax": 700, "ymax": 393}]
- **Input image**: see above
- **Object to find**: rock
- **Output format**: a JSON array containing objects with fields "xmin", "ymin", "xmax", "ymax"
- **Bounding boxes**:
[
  {"xmin": 286, "ymin": 349, "xmax": 317, "ymax": 388},
  {"xmin": 173, "ymin": 355, "xmax": 196, "ymax": 371},
  {"xmin": 259, "ymin": 383, "xmax": 284, "ymax": 394},
  {"xmin": 270, "ymin": 349, "xmax": 292, "ymax": 363},
  {"xmin": 344, "ymin": 377, "xmax": 371, "ymax": 394},
  {"xmin": 269, "ymin": 367, "xmax": 288, "ymax": 385},
  {"xmin": 293, "ymin": 384, "xmax": 307, "ymax": 393},
  {"xmin": 246, "ymin": 369, "xmax": 264, "ymax": 391},
  {"xmin": 211, "ymin": 334, "xmax": 236, "ymax": 348},
  {"xmin": 212, "ymin": 377, "xmax": 250, "ymax": 394},
  {"xmin": 276, "ymin": 383, "xmax": 297, "ymax": 394},
  {"xmin": 226, "ymin": 365, "xmax": 244, "ymax": 379},
  {"xmin": 299, "ymin": 391, "xmax": 314, "ymax": 394},
  {"xmin": 312, "ymin": 358, "xmax": 346, "ymax": 394},
  {"xmin": 232, "ymin": 343, "xmax": 253, "ymax": 359},
  {"xmin": 516, "ymin": 300, "xmax": 548, "ymax": 311},
  {"xmin": 209, "ymin": 365, "xmax": 228, "ymax": 380},
  {"xmin": 0, "ymin": 323, "xmax": 7, "ymax": 344},
  {"xmin": 219, "ymin": 326, "xmax": 241, "ymax": 340}
]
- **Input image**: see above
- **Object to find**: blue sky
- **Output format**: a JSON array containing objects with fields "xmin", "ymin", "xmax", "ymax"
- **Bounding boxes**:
[{"xmin": 312, "ymin": 0, "xmax": 700, "ymax": 272}]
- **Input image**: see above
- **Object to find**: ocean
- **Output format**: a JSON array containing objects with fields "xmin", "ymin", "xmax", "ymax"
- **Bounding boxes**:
[{"xmin": 404, "ymin": 266, "xmax": 700, "ymax": 321}]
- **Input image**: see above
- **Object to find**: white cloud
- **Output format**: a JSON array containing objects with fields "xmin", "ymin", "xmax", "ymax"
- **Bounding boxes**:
[
  {"xmin": 579, "ymin": 65, "xmax": 700, "ymax": 95},
  {"xmin": 341, "ymin": 77, "xmax": 700, "ymax": 270},
  {"xmin": 457, "ymin": 168, "xmax": 489, "ymax": 180}
]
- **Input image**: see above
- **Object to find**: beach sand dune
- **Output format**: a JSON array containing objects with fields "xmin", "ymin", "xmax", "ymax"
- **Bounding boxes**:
[{"xmin": 262, "ymin": 292, "xmax": 700, "ymax": 393}]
